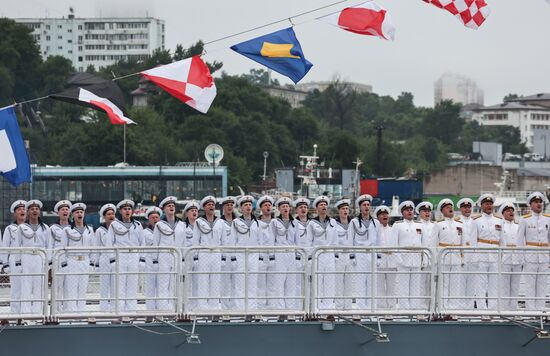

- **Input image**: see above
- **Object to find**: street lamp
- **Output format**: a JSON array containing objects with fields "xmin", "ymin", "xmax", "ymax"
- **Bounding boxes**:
[{"xmin": 262, "ymin": 151, "xmax": 269, "ymax": 181}]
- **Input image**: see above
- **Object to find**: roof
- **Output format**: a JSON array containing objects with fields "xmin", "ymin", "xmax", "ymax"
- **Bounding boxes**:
[
  {"xmin": 517, "ymin": 168, "xmax": 550, "ymax": 177},
  {"xmin": 474, "ymin": 102, "xmax": 550, "ymax": 112},
  {"xmin": 509, "ymin": 93, "xmax": 550, "ymax": 102}
]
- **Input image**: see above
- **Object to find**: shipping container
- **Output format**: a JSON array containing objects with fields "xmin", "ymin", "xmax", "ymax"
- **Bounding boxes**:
[{"xmin": 376, "ymin": 179, "xmax": 423, "ymax": 205}]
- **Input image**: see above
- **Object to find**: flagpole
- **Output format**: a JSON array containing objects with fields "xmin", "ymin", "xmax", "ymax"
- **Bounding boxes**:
[{"xmin": 123, "ymin": 123, "xmax": 127, "ymax": 164}]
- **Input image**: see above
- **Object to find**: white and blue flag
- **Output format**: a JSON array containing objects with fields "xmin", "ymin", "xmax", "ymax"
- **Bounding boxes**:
[{"xmin": 0, "ymin": 106, "xmax": 31, "ymax": 186}]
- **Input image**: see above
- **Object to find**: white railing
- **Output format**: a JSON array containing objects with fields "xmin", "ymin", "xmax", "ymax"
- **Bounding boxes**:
[{"xmin": 1, "ymin": 246, "xmax": 550, "ymax": 321}]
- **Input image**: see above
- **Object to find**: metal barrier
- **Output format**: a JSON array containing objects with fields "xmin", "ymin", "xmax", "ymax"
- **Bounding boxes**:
[
  {"xmin": 183, "ymin": 247, "xmax": 309, "ymax": 316},
  {"xmin": 311, "ymin": 247, "xmax": 435, "ymax": 316},
  {"xmin": 0, "ymin": 248, "xmax": 49, "ymax": 320},
  {"xmin": 438, "ymin": 247, "xmax": 550, "ymax": 317}
]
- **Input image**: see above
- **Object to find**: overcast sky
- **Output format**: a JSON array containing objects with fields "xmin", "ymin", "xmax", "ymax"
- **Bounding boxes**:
[{"xmin": 2, "ymin": 0, "xmax": 550, "ymax": 107}]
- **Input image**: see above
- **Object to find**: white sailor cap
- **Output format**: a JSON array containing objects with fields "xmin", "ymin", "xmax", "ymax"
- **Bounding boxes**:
[
  {"xmin": 374, "ymin": 205, "xmax": 390, "ymax": 216},
  {"xmin": 398, "ymin": 200, "xmax": 415, "ymax": 212},
  {"xmin": 70, "ymin": 203, "xmax": 86, "ymax": 213},
  {"xmin": 457, "ymin": 198, "xmax": 474, "ymax": 208},
  {"xmin": 145, "ymin": 206, "xmax": 162, "ymax": 218},
  {"xmin": 356, "ymin": 194, "xmax": 373, "ymax": 207},
  {"xmin": 159, "ymin": 196, "xmax": 177, "ymax": 209},
  {"xmin": 477, "ymin": 193, "xmax": 495, "ymax": 206},
  {"xmin": 275, "ymin": 197, "xmax": 292, "ymax": 207},
  {"xmin": 54, "ymin": 200, "xmax": 72, "ymax": 213},
  {"xmin": 335, "ymin": 199, "xmax": 351, "ymax": 210},
  {"xmin": 25, "ymin": 200, "xmax": 43, "ymax": 209},
  {"xmin": 527, "ymin": 191, "xmax": 548, "ymax": 205},
  {"xmin": 293, "ymin": 197, "xmax": 310, "ymax": 208},
  {"xmin": 10, "ymin": 200, "xmax": 27, "ymax": 213},
  {"xmin": 116, "ymin": 199, "xmax": 135, "ymax": 210},
  {"xmin": 200, "ymin": 195, "xmax": 216, "ymax": 208},
  {"xmin": 416, "ymin": 201, "xmax": 433, "ymax": 214},
  {"xmin": 313, "ymin": 195, "xmax": 330, "ymax": 207},
  {"xmin": 99, "ymin": 203, "xmax": 116, "ymax": 217},
  {"xmin": 219, "ymin": 196, "xmax": 236, "ymax": 206},
  {"xmin": 437, "ymin": 199, "xmax": 454, "ymax": 212},
  {"xmin": 257, "ymin": 195, "xmax": 274, "ymax": 207},
  {"xmin": 237, "ymin": 195, "xmax": 254, "ymax": 206},
  {"xmin": 183, "ymin": 201, "xmax": 200, "ymax": 214},
  {"xmin": 498, "ymin": 202, "xmax": 516, "ymax": 215}
]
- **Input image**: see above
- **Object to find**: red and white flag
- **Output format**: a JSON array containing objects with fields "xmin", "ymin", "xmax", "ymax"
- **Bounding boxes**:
[
  {"xmin": 78, "ymin": 88, "xmax": 135, "ymax": 124},
  {"xmin": 423, "ymin": 0, "xmax": 490, "ymax": 29},
  {"xmin": 141, "ymin": 56, "xmax": 217, "ymax": 114},
  {"xmin": 318, "ymin": 1, "xmax": 395, "ymax": 41}
]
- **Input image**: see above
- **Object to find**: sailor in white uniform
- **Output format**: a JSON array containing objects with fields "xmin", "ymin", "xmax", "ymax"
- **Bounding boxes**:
[
  {"xmin": 328, "ymin": 199, "xmax": 353, "ymax": 309},
  {"xmin": 94, "ymin": 203, "xmax": 116, "ymax": 312},
  {"xmin": 106, "ymin": 199, "xmax": 145, "ymax": 312},
  {"xmin": 350, "ymin": 194, "xmax": 377, "ymax": 310},
  {"xmin": 143, "ymin": 206, "xmax": 162, "ymax": 311},
  {"xmin": 214, "ymin": 196, "xmax": 236, "ymax": 309},
  {"xmin": 15, "ymin": 200, "xmax": 50, "ymax": 314},
  {"xmin": 231, "ymin": 195, "xmax": 261, "ymax": 310},
  {"xmin": 257, "ymin": 195, "xmax": 274, "ymax": 309},
  {"xmin": 49, "ymin": 200, "xmax": 72, "ymax": 312},
  {"xmin": 498, "ymin": 202, "xmax": 521, "ymax": 311},
  {"xmin": 269, "ymin": 197, "xmax": 297, "ymax": 309},
  {"xmin": 307, "ymin": 196, "xmax": 335, "ymax": 310},
  {"xmin": 61, "ymin": 203, "xmax": 94, "ymax": 312},
  {"xmin": 417, "ymin": 201, "xmax": 435, "ymax": 308},
  {"xmin": 293, "ymin": 197, "xmax": 311, "ymax": 307},
  {"xmin": 456, "ymin": 198, "xmax": 477, "ymax": 309},
  {"xmin": 193, "ymin": 196, "xmax": 221, "ymax": 310},
  {"xmin": 471, "ymin": 193, "xmax": 503, "ymax": 310},
  {"xmin": 432, "ymin": 199, "xmax": 464, "ymax": 310},
  {"xmin": 182, "ymin": 201, "xmax": 200, "ymax": 310},
  {"xmin": 374, "ymin": 205, "xmax": 397, "ymax": 309},
  {"xmin": 391, "ymin": 201, "xmax": 424, "ymax": 310},
  {"xmin": 517, "ymin": 192, "xmax": 550, "ymax": 310},
  {"xmin": 1, "ymin": 200, "xmax": 26, "ymax": 315}
]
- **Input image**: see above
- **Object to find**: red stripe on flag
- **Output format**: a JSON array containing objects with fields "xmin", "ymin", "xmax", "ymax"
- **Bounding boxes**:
[
  {"xmin": 89, "ymin": 100, "xmax": 128, "ymax": 125},
  {"xmin": 141, "ymin": 74, "xmax": 193, "ymax": 104}
]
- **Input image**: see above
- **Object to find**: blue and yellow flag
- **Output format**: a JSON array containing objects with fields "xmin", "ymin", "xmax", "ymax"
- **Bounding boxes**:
[{"xmin": 230, "ymin": 27, "xmax": 313, "ymax": 84}]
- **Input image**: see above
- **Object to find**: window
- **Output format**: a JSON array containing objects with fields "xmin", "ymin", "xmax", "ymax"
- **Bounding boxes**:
[
  {"xmin": 78, "ymin": 56, "xmax": 83, "ymax": 62},
  {"xmin": 57, "ymin": 25, "xmax": 62, "ymax": 29},
  {"xmin": 78, "ymin": 25, "xmax": 82, "ymax": 30},
  {"xmin": 78, "ymin": 46, "xmax": 82, "ymax": 51},
  {"xmin": 68, "ymin": 50, "xmax": 72, "ymax": 54},
  {"xmin": 46, "ymin": 35, "xmax": 51, "ymax": 41},
  {"xmin": 68, "ymin": 29, "xmax": 72, "ymax": 33},
  {"xmin": 67, "ymin": 39, "xmax": 72, "ymax": 43},
  {"xmin": 46, "ymin": 25, "xmax": 51, "ymax": 30},
  {"xmin": 58, "ymin": 46, "xmax": 63, "ymax": 50},
  {"xmin": 58, "ymin": 35, "xmax": 62, "ymax": 39}
]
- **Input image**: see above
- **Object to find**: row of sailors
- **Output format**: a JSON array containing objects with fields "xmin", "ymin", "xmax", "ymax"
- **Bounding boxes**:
[{"xmin": 1, "ymin": 191, "xmax": 549, "ymax": 314}]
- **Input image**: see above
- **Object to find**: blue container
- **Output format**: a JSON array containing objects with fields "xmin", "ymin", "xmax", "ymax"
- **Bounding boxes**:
[{"xmin": 377, "ymin": 179, "xmax": 423, "ymax": 205}]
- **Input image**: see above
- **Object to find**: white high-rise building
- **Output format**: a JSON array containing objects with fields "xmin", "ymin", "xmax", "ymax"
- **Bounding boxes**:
[
  {"xmin": 434, "ymin": 72, "xmax": 484, "ymax": 106},
  {"xmin": 15, "ymin": 14, "xmax": 165, "ymax": 72}
]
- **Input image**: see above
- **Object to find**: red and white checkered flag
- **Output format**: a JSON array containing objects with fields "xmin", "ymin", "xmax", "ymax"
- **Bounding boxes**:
[{"xmin": 423, "ymin": 0, "xmax": 490, "ymax": 29}]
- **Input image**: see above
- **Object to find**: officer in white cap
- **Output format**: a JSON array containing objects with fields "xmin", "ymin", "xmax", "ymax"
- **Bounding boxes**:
[
  {"xmin": 328, "ymin": 199, "xmax": 353, "ymax": 309},
  {"xmin": 256, "ymin": 195, "xmax": 275, "ymax": 308},
  {"xmin": 106, "ymin": 199, "xmax": 144, "ymax": 313},
  {"xmin": 15, "ymin": 200, "xmax": 50, "ymax": 314},
  {"xmin": 268, "ymin": 196, "xmax": 296, "ymax": 310},
  {"xmin": 48, "ymin": 200, "xmax": 72, "ymax": 312},
  {"xmin": 214, "ymin": 196, "xmax": 237, "ymax": 309},
  {"xmin": 61, "ymin": 203, "xmax": 94, "ymax": 312},
  {"xmin": 94, "ymin": 203, "xmax": 116, "ymax": 312},
  {"xmin": 374, "ymin": 205, "xmax": 397, "ymax": 309},
  {"xmin": 307, "ymin": 195, "xmax": 335, "ymax": 309},
  {"xmin": 143, "ymin": 206, "xmax": 162, "ymax": 312},
  {"xmin": 455, "ymin": 197, "xmax": 477, "ymax": 309},
  {"xmin": 292, "ymin": 197, "xmax": 310, "ymax": 305},
  {"xmin": 1, "ymin": 200, "xmax": 26, "ymax": 314},
  {"xmin": 471, "ymin": 193, "xmax": 502, "ymax": 310},
  {"xmin": 498, "ymin": 202, "xmax": 521, "ymax": 310},
  {"xmin": 154, "ymin": 196, "xmax": 186, "ymax": 311},
  {"xmin": 350, "ymin": 194, "xmax": 377, "ymax": 310},
  {"xmin": 193, "ymin": 195, "xmax": 221, "ymax": 310},
  {"xmin": 182, "ymin": 201, "xmax": 200, "ymax": 309},
  {"xmin": 231, "ymin": 195, "xmax": 261, "ymax": 310},
  {"xmin": 390, "ymin": 200, "xmax": 424, "ymax": 309},
  {"xmin": 432, "ymin": 199, "xmax": 465, "ymax": 310},
  {"xmin": 517, "ymin": 191, "xmax": 550, "ymax": 310}
]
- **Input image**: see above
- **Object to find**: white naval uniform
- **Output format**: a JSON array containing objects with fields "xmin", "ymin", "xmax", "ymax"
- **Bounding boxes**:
[
  {"xmin": 328, "ymin": 218, "xmax": 353, "ymax": 309},
  {"xmin": 106, "ymin": 219, "xmax": 145, "ymax": 312},
  {"xmin": 432, "ymin": 218, "xmax": 465, "ymax": 310},
  {"xmin": 49, "ymin": 223, "xmax": 70, "ymax": 312},
  {"xmin": 143, "ymin": 227, "xmax": 157, "ymax": 311},
  {"xmin": 230, "ymin": 216, "xmax": 261, "ymax": 310},
  {"xmin": 419, "ymin": 219, "xmax": 436, "ymax": 309},
  {"xmin": 350, "ymin": 216, "xmax": 377, "ymax": 310},
  {"xmin": 307, "ymin": 217, "xmax": 336, "ymax": 310},
  {"xmin": 517, "ymin": 213, "xmax": 550, "ymax": 310},
  {"xmin": 215, "ymin": 216, "xmax": 234, "ymax": 309},
  {"xmin": 154, "ymin": 218, "xmax": 186, "ymax": 311},
  {"xmin": 269, "ymin": 217, "xmax": 298, "ymax": 309},
  {"xmin": 61, "ymin": 224, "xmax": 94, "ymax": 312},
  {"xmin": 293, "ymin": 218, "xmax": 310, "ymax": 307},
  {"xmin": 471, "ymin": 213, "xmax": 503, "ymax": 310},
  {"xmin": 15, "ymin": 222, "xmax": 50, "ymax": 314},
  {"xmin": 93, "ymin": 224, "xmax": 112, "ymax": 311},
  {"xmin": 257, "ymin": 217, "xmax": 273, "ymax": 309},
  {"xmin": 500, "ymin": 219, "xmax": 521, "ymax": 310},
  {"xmin": 193, "ymin": 216, "xmax": 221, "ymax": 310},
  {"xmin": 457, "ymin": 214, "xmax": 477, "ymax": 309},
  {"xmin": 2, "ymin": 224, "xmax": 22, "ymax": 314},
  {"xmin": 375, "ymin": 222, "xmax": 397, "ymax": 309},
  {"xmin": 390, "ymin": 219, "xmax": 424, "ymax": 309},
  {"xmin": 182, "ymin": 220, "xmax": 198, "ymax": 310}
]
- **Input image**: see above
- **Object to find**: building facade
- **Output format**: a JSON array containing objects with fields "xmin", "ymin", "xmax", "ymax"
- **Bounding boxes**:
[
  {"xmin": 14, "ymin": 14, "xmax": 165, "ymax": 72},
  {"xmin": 434, "ymin": 72, "xmax": 484, "ymax": 106}
]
